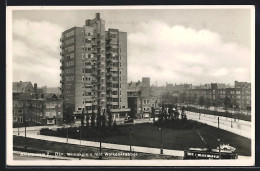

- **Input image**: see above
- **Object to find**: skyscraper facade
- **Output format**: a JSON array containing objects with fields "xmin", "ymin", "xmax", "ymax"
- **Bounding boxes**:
[{"xmin": 60, "ymin": 13, "xmax": 129, "ymax": 123}]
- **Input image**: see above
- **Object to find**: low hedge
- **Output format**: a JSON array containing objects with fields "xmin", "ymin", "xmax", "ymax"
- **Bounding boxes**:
[{"xmin": 185, "ymin": 106, "xmax": 251, "ymax": 121}]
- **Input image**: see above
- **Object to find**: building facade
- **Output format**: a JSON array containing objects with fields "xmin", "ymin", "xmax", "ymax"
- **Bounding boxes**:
[
  {"xmin": 60, "ymin": 13, "xmax": 130, "ymax": 123},
  {"xmin": 13, "ymin": 82, "xmax": 63, "ymax": 126},
  {"xmin": 127, "ymin": 77, "xmax": 159, "ymax": 118}
]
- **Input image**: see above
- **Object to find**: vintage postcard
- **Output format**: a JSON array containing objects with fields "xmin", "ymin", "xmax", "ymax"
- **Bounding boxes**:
[{"xmin": 6, "ymin": 5, "xmax": 255, "ymax": 166}]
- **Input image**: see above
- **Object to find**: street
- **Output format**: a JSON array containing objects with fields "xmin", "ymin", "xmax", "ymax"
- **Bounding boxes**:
[{"xmin": 186, "ymin": 111, "xmax": 251, "ymax": 139}]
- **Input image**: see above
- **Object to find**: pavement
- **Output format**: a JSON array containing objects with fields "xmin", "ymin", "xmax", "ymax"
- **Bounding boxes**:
[
  {"xmin": 14, "ymin": 130, "xmax": 184, "ymax": 157},
  {"xmin": 186, "ymin": 111, "xmax": 251, "ymax": 139}
]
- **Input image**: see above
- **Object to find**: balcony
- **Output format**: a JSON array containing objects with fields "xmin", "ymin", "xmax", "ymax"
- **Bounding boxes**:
[
  {"xmin": 60, "ymin": 66, "xmax": 64, "ymax": 70},
  {"xmin": 60, "ymin": 37, "xmax": 64, "ymax": 42},
  {"xmin": 85, "ymin": 103, "xmax": 92, "ymax": 107},
  {"xmin": 107, "ymin": 35, "xmax": 113, "ymax": 40},
  {"xmin": 60, "ymin": 45, "xmax": 64, "ymax": 49},
  {"xmin": 60, "ymin": 59, "xmax": 64, "ymax": 62},
  {"xmin": 60, "ymin": 80, "xmax": 64, "ymax": 84},
  {"xmin": 60, "ymin": 52, "xmax": 64, "ymax": 56},
  {"xmin": 111, "ymin": 102, "xmax": 118, "ymax": 105}
]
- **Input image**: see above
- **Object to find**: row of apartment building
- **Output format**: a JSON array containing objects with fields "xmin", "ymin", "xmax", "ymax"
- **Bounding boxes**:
[
  {"xmin": 13, "ymin": 81, "xmax": 63, "ymax": 126},
  {"xmin": 127, "ymin": 78, "xmax": 251, "ymax": 119}
]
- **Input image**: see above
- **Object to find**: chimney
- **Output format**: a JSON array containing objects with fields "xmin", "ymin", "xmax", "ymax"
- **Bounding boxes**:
[
  {"xmin": 34, "ymin": 83, "xmax": 37, "ymax": 93},
  {"xmin": 96, "ymin": 13, "xmax": 100, "ymax": 19}
]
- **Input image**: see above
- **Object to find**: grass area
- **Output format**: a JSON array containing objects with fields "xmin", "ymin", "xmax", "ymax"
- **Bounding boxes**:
[
  {"xmin": 91, "ymin": 123, "xmax": 251, "ymax": 156},
  {"xmin": 13, "ymin": 136, "xmax": 180, "ymax": 160},
  {"xmin": 185, "ymin": 106, "xmax": 251, "ymax": 121},
  {"xmin": 40, "ymin": 122, "xmax": 251, "ymax": 156}
]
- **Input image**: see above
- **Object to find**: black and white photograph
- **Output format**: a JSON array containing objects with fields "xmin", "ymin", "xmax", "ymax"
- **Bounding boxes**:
[{"xmin": 6, "ymin": 5, "xmax": 255, "ymax": 166}]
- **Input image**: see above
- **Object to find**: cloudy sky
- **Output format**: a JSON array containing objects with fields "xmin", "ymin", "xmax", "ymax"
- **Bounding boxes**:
[{"xmin": 11, "ymin": 7, "xmax": 253, "ymax": 87}]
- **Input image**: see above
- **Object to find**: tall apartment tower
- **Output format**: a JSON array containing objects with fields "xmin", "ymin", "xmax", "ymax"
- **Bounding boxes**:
[{"xmin": 60, "ymin": 13, "xmax": 129, "ymax": 123}]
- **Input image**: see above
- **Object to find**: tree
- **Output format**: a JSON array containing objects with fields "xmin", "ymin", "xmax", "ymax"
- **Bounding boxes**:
[
  {"xmin": 86, "ymin": 109, "xmax": 90, "ymax": 128},
  {"xmin": 108, "ymin": 107, "xmax": 112, "ymax": 128},
  {"xmin": 91, "ymin": 106, "xmax": 95, "ymax": 128},
  {"xmin": 224, "ymin": 96, "xmax": 231, "ymax": 114},
  {"xmin": 96, "ymin": 107, "xmax": 101, "ymax": 129},
  {"xmin": 151, "ymin": 106, "xmax": 155, "ymax": 121},
  {"xmin": 181, "ymin": 106, "xmax": 187, "ymax": 121},
  {"xmin": 191, "ymin": 94, "xmax": 197, "ymax": 106},
  {"xmin": 173, "ymin": 110, "xmax": 180, "ymax": 120},
  {"xmin": 63, "ymin": 103, "xmax": 74, "ymax": 123},
  {"xmin": 198, "ymin": 96, "xmax": 205, "ymax": 108},
  {"xmin": 81, "ymin": 108, "xmax": 85, "ymax": 127},
  {"xmin": 205, "ymin": 97, "xmax": 211, "ymax": 109},
  {"xmin": 101, "ymin": 110, "xmax": 106, "ymax": 129},
  {"xmin": 168, "ymin": 104, "xmax": 173, "ymax": 119}
]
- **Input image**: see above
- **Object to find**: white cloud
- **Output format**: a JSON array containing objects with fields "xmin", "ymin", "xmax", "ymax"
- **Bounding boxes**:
[
  {"xmin": 128, "ymin": 21, "xmax": 251, "ymax": 85},
  {"xmin": 12, "ymin": 19, "xmax": 64, "ymax": 87}
]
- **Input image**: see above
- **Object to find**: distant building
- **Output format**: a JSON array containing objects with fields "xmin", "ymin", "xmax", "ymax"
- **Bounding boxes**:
[
  {"xmin": 12, "ymin": 81, "xmax": 63, "ymax": 126},
  {"xmin": 186, "ymin": 81, "xmax": 251, "ymax": 110},
  {"xmin": 127, "ymin": 77, "xmax": 159, "ymax": 118},
  {"xmin": 13, "ymin": 81, "xmax": 34, "ymax": 93}
]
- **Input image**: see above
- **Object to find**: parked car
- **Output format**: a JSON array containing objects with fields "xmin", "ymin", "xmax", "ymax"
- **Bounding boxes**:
[{"xmin": 124, "ymin": 117, "xmax": 134, "ymax": 123}]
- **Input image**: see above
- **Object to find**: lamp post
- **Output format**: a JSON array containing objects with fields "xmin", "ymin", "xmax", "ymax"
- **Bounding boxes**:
[
  {"xmin": 129, "ymin": 128, "xmax": 133, "ymax": 160},
  {"xmin": 63, "ymin": 120, "xmax": 68, "ymax": 143},
  {"xmin": 99, "ymin": 132, "xmax": 102, "ymax": 160},
  {"xmin": 159, "ymin": 127, "xmax": 163, "ymax": 154},
  {"xmin": 218, "ymin": 117, "xmax": 221, "ymax": 159},
  {"xmin": 77, "ymin": 127, "xmax": 82, "ymax": 160}
]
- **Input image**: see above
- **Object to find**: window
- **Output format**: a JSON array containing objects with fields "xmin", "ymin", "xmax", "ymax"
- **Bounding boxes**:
[
  {"xmin": 119, "ymin": 71, "xmax": 121, "ymax": 74},
  {"xmin": 112, "ymin": 84, "xmax": 119, "ymax": 88},
  {"xmin": 112, "ymin": 98, "xmax": 118, "ymax": 102},
  {"xmin": 18, "ymin": 102, "xmax": 23, "ymax": 107},
  {"xmin": 65, "ymin": 30, "xmax": 74, "ymax": 38},
  {"xmin": 84, "ymin": 68, "xmax": 92, "ymax": 73},
  {"xmin": 120, "ymin": 98, "xmax": 122, "ymax": 102},
  {"xmin": 47, "ymin": 119, "xmax": 54, "ymax": 124},
  {"xmin": 112, "ymin": 91, "xmax": 118, "ymax": 95},
  {"xmin": 18, "ymin": 109, "xmax": 23, "ymax": 114},
  {"xmin": 66, "ymin": 61, "xmax": 74, "ymax": 67},
  {"xmin": 13, "ymin": 116, "xmax": 17, "ymax": 121},
  {"xmin": 85, "ymin": 39, "xmax": 91, "ymax": 43},
  {"xmin": 66, "ymin": 46, "xmax": 74, "ymax": 52},
  {"xmin": 65, "ymin": 76, "xmax": 74, "ymax": 81}
]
